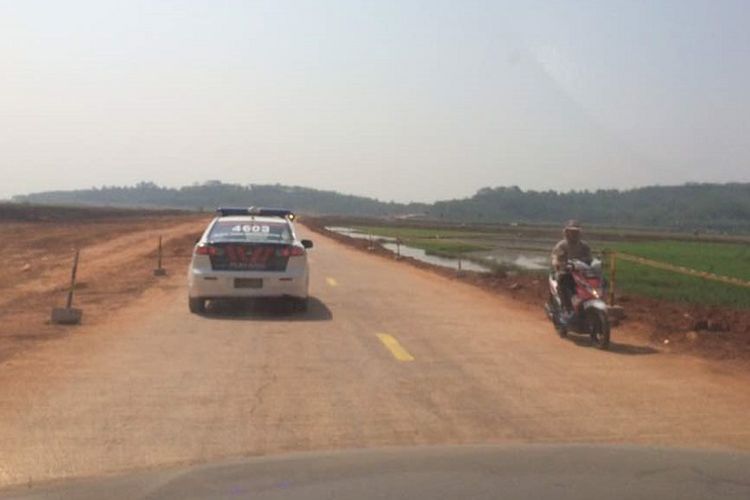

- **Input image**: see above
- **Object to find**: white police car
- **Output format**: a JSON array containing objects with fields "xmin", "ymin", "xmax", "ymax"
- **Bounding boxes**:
[{"xmin": 187, "ymin": 208, "xmax": 313, "ymax": 313}]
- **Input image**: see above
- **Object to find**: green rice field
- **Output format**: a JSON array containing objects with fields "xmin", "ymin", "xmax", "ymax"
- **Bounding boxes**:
[{"xmin": 350, "ymin": 223, "xmax": 750, "ymax": 308}]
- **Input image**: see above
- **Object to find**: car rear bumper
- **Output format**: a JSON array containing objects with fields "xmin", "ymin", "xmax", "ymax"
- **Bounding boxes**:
[{"xmin": 188, "ymin": 268, "xmax": 309, "ymax": 299}]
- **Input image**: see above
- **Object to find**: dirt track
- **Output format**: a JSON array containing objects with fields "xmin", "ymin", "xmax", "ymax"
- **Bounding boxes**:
[
  {"xmin": 0, "ymin": 214, "xmax": 207, "ymax": 361},
  {"xmin": 1, "ymin": 223, "xmax": 750, "ymax": 489}
]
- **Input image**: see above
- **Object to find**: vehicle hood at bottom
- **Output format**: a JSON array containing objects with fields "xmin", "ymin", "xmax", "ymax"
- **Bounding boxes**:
[{"xmin": 3, "ymin": 444, "xmax": 750, "ymax": 500}]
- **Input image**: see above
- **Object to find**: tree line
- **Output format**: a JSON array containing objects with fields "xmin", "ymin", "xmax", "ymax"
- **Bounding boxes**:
[
  {"xmin": 428, "ymin": 183, "xmax": 750, "ymax": 232},
  {"xmin": 12, "ymin": 181, "xmax": 427, "ymax": 217},
  {"xmin": 12, "ymin": 181, "xmax": 750, "ymax": 233}
]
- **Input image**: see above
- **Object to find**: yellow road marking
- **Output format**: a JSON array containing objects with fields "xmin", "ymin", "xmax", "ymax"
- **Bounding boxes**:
[
  {"xmin": 376, "ymin": 333, "xmax": 415, "ymax": 362},
  {"xmin": 326, "ymin": 277, "xmax": 338, "ymax": 287}
]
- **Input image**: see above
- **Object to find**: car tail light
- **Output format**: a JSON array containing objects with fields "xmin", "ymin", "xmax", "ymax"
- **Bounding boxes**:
[
  {"xmin": 194, "ymin": 243, "xmax": 221, "ymax": 256},
  {"xmin": 279, "ymin": 245, "xmax": 305, "ymax": 257}
]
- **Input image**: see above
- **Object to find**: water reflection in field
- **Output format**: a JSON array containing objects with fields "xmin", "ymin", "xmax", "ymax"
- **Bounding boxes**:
[
  {"xmin": 380, "ymin": 242, "xmax": 493, "ymax": 272},
  {"xmin": 326, "ymin": 227, "xmax": 550, "ymax": 272}
]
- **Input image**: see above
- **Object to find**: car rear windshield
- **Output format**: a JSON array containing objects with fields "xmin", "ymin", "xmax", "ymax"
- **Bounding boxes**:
[{"xmin": 209, "ymin": 220, "xmax": 293, "ymax": 243}]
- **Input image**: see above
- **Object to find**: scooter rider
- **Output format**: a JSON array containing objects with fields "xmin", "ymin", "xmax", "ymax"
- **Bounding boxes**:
[{"xmin": 551, "ymin": 220, "xmax": 592, "ymax": 313}]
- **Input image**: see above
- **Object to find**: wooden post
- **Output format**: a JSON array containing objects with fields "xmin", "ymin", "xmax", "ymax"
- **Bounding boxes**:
[
  {"xmin": 66, "ymin": 250, "xmax": 80, "ymax": 309},
  {"xmin": 153, "ymin": 236, "xmax": 167, "ymax": 276},
  {"xmin": 457, "ymin": 254, "xmax": 463, "ymax": 275},
  {"xmin": 51, "ymin": 250, "xmax": 83, "ymax": 324},
  {"xmin": 608, "ymin": 250, "xmax": 617, "ymax": 306}
]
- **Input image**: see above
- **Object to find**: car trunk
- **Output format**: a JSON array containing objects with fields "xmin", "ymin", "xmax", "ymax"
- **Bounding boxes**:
[{"xmin": 208, "ymin": 242, "xmax": 291, "ymax": 272}]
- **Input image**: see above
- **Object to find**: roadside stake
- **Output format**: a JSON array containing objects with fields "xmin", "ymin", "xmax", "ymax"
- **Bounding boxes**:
[
  {"xmin": 604, "ymin": 250, "xmax": 625, "ymax": 321},
  {"xmin": 376, "ymin": 333, "xmax": 415, "ymax": 362},
  {"xmin": 51, "ymin": 250, "xmax": 83, "ymax": 325},
  {"xmin": 153, "ymin": 236, "xmax": 167, "ymax": 276},
  {"xmin": 607, "ymin": 250, "xmax": 617, "ymax": 306}
]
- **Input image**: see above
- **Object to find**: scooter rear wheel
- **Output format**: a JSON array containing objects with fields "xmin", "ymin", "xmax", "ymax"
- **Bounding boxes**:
[{"xmin": 547, "ymin": 294, "xmax": 567, "ymax": 338}]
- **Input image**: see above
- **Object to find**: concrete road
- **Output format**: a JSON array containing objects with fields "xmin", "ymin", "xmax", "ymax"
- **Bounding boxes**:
[{"xmin": 1, "ymin": 228, "xmax": 750, "ymax": 489}]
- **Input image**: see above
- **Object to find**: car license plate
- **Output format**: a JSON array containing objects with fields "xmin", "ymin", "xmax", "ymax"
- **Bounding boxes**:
[{"xmin": 234, "ymin": 278, "xmax": 263, "ymax": 289}]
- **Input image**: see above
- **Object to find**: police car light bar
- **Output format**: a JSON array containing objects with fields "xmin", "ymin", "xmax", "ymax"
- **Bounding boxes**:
[{"xmin": 216, "ymin": 207, "xmax": 296, "ymax": 220}]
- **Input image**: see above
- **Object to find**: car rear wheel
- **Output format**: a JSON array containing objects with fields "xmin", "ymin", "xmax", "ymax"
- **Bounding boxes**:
[{"xmin": 189, "ymin": 297, "xmax": 206, "ymax": 314}]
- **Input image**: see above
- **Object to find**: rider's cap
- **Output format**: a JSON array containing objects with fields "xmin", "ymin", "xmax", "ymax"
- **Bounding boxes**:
[{"xmin": 564, "ymin": 219, "xmax": 582, "ymax": 231}]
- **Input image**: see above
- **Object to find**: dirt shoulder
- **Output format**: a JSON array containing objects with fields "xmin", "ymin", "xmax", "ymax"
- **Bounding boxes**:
[
  {"xmin": 0, "ymin": 207, "xmax": 208, "ymax": 362},
  {"xmin": 302, "ymin": 218, "xmax": 750, "ymax": 368}
]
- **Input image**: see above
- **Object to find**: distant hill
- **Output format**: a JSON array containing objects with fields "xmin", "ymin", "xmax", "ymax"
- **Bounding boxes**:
[
  {"xmin": 429, "ymin": 183, "xmax": 750, "ymax": 232},
  {"xmin": 12, "ymin": 181, "xmax": 427, "ymax": 217},
  {"xmin": 12, "ymin": 181, "xmax": 750, "ymax": 232}
]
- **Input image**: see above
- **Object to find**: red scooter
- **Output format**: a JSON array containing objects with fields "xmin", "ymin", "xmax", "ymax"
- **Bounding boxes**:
[{"xmin": 545, "ymin": 258, "xmax": 610, "ymax": 349}]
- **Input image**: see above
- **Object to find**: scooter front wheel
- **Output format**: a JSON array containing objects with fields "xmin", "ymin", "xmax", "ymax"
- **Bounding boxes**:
[{"xmin": 587, "ymin": 309, "xmax": 610, "ymax": 350}]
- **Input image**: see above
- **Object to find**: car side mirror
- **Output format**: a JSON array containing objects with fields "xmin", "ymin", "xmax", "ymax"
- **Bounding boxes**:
[{"xmin": 301, "ymin": 239, "xmax": 314, "ymax": 249}]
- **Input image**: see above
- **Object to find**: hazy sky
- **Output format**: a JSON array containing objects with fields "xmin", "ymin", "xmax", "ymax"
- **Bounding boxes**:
[{"xmin": 2, "ymin": 0, "xmax": 749, "ymax": 202}]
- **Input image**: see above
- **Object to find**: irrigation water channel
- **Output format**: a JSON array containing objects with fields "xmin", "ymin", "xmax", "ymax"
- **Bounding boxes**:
[{"xmin": 326, "ymin": 227, "xmax": 550, "ymax": 273}]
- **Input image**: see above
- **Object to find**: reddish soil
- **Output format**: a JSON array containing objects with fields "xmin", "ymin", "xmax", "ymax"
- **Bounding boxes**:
[
  {"xmin": 302, "ymin": 218, "xmax": 750, "ymax": 366},
  {"xmin": 0, "ymin": 206, "xmax": 209, "ymax": 361}
]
